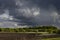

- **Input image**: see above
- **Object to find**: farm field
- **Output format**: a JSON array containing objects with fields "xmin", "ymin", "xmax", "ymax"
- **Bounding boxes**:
[{"xmin": 0, "ymin": 33, "xmax": 59, "ymax": 40}]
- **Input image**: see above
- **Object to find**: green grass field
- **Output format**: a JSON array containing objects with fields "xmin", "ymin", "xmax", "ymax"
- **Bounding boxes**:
[{"xmin": 42, "ymin": 37, "xmax": 60, "ymax": 40}]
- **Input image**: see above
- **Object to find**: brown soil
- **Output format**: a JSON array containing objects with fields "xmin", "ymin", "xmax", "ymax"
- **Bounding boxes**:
[{"xmin": 0, "ymin": 33, "xmax": 59, "ymax": 40}]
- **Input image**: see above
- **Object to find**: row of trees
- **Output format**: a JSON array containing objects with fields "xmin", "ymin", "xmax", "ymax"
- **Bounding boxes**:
[{"xmin": 0, "ymin": 26, "xmax": 59, "ymax": 34}]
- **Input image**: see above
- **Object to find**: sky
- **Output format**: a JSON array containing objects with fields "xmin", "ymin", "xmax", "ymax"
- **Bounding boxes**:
[{"xmin": 0, "ymin": 0, "xmax": 60, "ymax": 28}]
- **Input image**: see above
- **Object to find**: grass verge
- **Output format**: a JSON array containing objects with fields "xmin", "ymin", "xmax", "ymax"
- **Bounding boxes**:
[{"xmin": 42, "ymin": 37, "xmax": 60, "ymax": 40}]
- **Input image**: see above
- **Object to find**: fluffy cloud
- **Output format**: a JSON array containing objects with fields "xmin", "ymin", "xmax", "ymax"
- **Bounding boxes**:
[{"xmin": 0, "ymin": 0, "xmax": 60, "ymax": 27}]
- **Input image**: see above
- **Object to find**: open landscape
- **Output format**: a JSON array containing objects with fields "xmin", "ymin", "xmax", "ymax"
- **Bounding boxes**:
[
  {"xmin": 0, "ymin": 0, "xmax": 60, "ymax": 40},
  {"xmin": 0, "ymin": 26, "xmax": 59, "ymax": 40}
]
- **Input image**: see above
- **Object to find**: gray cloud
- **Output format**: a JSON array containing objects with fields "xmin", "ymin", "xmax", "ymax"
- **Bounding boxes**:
[{"xmin": 0, "ymin": 0, "xmax": 60, "ymax": 27}]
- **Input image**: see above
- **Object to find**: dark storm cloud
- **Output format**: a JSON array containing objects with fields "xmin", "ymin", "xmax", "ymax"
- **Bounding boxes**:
[
  {"xmin": 0, "ymin": 0, "xmax": 60, "ymax": 27},
  {"xmin": 0, "ymin": 0, "xmax": 16, "ymax": 8}
]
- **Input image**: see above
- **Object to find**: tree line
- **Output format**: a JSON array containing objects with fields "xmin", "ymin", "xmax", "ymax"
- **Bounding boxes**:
[{"xmin": 0, "ymin": 26, "xmax": 60, "ymax": 34}]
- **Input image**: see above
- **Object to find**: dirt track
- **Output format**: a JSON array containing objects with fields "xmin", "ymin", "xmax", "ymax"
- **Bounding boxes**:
[{"xmin": 0, "ymin": 33, "xmax": 60, "ymax": 40}]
